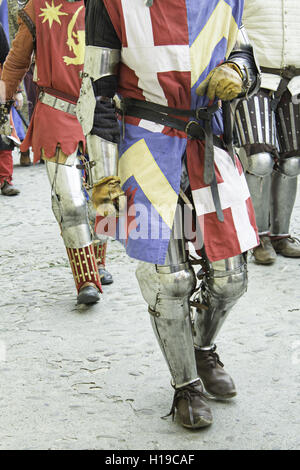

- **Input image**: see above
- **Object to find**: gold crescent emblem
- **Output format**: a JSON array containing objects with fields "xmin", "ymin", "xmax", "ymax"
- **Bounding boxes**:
[{"xmin": 63, "ymin": 6, "xmax": 85, "ymax": 66}]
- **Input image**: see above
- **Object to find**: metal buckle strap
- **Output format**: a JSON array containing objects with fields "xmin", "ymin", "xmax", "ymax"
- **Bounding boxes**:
[{"xmin": 38, "ymin": 91, "xmax": 77, "ymax": 116}]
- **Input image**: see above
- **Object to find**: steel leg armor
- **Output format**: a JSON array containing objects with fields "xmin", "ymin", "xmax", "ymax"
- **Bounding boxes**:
[
  {"xmin": 46, "ymin": 157, "xmax": 102, "ymax": 294},
  {"xmin": 46, "ymin": 158, "xmax": 92, "ymax": 248},
  {"xmin": 136, "ymin": 203, "xmax": 248, "ymax": 387},
  {"xmin": 136, "ymin": 205, "xmax": 198, "ymax": 388},
  {"xmin": 270, "ymin": 157, "xmax": 300, "ymax": 236},
  {"xmin": 193, "ymin": 254, "xmax": 248, "ymax": 349},
  {"xmin": 245, "ymin": 152, "xmax": 274, "ymax": 234}
]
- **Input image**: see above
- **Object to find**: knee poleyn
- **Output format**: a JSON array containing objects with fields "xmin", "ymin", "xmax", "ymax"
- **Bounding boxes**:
[
  {"xmin": 136, "ymin": 262, "xmax": 196, "ymax": 315},
  {"xmin": 247, "ymin": 152, "xmax": 274, "ymax": 177},
  {"xmin": 277, "ymin": 157, "xmax": 300, "ymax": 178}
]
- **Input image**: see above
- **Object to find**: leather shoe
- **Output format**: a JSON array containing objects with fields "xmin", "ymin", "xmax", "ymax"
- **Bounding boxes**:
[
  {"xmin": 20, "ymin": 150, "xmax": 31, "ymax": 166},
  {"xmin": 98, "ymin": 267, "xmax": 113, "ymax": 285},
  {"xmin": 167, "ymin": 380, "xmax": 213, "ymax": 429},
  {"xmin": 253, "ymin": 235, "xmax": 277, "ymax": 265},
  {"xmin": 77, "ymin": 285, "xmax": 100, "ymax": 305},
  {"xmin": 1, "ymin": 180, "xmax": 20, "ymax": 196},
  {"xmin": 195, "ymin": 345, "xmax": 236, "ymax": 400},
  {"xmin": 271, "ymin": 236, "xmax": 300, "ymax": 258}
]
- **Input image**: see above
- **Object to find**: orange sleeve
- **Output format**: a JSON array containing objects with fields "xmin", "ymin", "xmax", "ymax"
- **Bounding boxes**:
[{"xmin": 2, "ymin": 0, "xmax": 35, "ymax": 99}]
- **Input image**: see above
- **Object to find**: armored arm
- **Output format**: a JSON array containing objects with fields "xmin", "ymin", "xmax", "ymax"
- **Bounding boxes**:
[
  {"xmin": 77, "ymin": 0, "xmax": 123, "ymax": 215},
  {"xmin": 196, "ymin": 25, "xmax": 260, "ymax": 101},
  {"xmin": 226, "ymin": 24, "xmax": 260, "ymax": 98}
]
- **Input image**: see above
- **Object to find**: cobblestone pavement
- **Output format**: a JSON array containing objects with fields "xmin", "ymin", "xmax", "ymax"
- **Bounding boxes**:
[{"xmin": 0, "ymin": 150, "xmax": 299, "ymax": 450}]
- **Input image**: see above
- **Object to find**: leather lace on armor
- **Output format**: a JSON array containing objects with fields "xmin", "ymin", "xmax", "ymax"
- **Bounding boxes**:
[
  {"xmin": 164, "ymin": 380, "xmax": 205, "ymax": 426},
  {"xmin": 198, "ymin": 345, "xmax": 224, "ymax": 369}
]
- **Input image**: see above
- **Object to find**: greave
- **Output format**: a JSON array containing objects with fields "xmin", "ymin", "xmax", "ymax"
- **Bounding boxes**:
[
  {"xmin": 46, "ymin": 159, "xmax": 92, "ymax": 248},
  {"xmin": 246, "ymin": 172, "xmax": 271, "ymax": 234},
  {"xmin": 136, "ymin": 204, "xmax": 199, "ymax": 388},
  {"xmin": 193, "ymin": 255, "xmax": 247, "ymax": 348},
  {"xmin": 136, "ymin": 261, "xmax": 198, "ymax": 388},
  {"xmin": 46, "ymin": 159, "xmax": 102, "ymax": 292},
  {"xmin": 270, "ymin": 170, "xmax": 298, "ymax": 236}
]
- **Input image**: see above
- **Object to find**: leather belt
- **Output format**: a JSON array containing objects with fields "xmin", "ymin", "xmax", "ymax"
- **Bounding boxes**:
[
  {"xmin": 119, "ymin": 97, "xmax": 225, "ymax": 222},
  {"xmin": 119, "ymin": 98, "xmax": 222, "ymax": 185},
  {"xmin": 260, "ymin": 66, "xmax": 300, "ymax": 79},
  {"xmin": 38, "ymin": 91, "xmax": 77, "ymax": 116}
]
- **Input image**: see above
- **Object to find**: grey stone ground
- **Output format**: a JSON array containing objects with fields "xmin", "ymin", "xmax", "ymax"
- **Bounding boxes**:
[{"xmin": 0, "ymin": 150, "xmax": 299, "ymax": 450}]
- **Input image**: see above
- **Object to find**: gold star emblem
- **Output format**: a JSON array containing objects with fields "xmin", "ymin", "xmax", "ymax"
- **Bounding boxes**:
[{"xmin": 39, "ymin": 1, "xmax": 68, "ymax": 28}]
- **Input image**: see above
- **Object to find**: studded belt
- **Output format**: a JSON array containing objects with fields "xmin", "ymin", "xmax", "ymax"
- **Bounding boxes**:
[{"xmin": 38, "ymin": 91, "xmax": 77, "ymax": 116}]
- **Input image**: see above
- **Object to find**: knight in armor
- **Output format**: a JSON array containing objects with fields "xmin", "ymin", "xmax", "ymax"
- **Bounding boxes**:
[
  {"xmin": 0, "ymin": 0, "xmax": 114, "ymax": 304},
  {"xmin": 78, "ymin": 0, "xmax": 260, "ymax": 428},
  {"xmin": 233, "ymin": 0, "xmax": 300, "ymax": 264}
]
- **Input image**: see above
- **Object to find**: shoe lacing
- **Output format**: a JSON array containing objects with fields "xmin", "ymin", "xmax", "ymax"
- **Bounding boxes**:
[
  {"xmin": 259, "ymin": 236, "xmax": 271, "ymax": 248},
  {"xmin": 286, "ymin": 236, "xmax": 300, "ymax": 245},
  {"xmin": 200, "ymin": 344, "xmax": 224, "ymax": 369},
  {"xmin": 162, "ymin": 380, "xmax": 206, "ymax": 426}
]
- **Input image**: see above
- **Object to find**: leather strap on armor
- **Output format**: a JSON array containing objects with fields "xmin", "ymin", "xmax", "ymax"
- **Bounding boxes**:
[
  {"xmin": 260, "ymin": 66, "xmax": 300, "ymax": 111},
  {"xmin": 260, "ymin": 66, "xmax": 300, "ymax": 78}
]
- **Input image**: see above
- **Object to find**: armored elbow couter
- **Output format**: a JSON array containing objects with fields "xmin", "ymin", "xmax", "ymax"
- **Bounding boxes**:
[{"xmin": 227, "ymin": 25, "xmax": 261, "ymax": 98}]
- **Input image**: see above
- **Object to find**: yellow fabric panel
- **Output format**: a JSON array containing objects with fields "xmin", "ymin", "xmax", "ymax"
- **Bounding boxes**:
[
  {"xmin": 190, "ymin": 0, "xmax": 239, "ymax": 87},
  {"xmin": 119, "ymin": 139, "xmax": 178, "ymax": 229}
]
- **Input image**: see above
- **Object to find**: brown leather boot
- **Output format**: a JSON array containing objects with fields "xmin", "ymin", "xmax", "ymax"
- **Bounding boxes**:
[
  {"xmin": 253, "ymin": 235, "xmax": 277, "ymax": 265},
  {"xmin": 20, "ymin": 150, "xmax": 31, "ymax": 166},
  {"xmin": 195, "ymin": 345, "xmax": 236, "ymax": 400},
  {"xmin": 271, "ymin": 236, "xmax": 300, "ymax": 258},
  {"xmin": 167, "ymin": 380, "xmax": 213, "ymax": 429}
]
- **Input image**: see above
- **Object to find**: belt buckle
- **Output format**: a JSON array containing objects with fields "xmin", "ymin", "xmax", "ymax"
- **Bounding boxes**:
[{"xmin": 184, "ymin": 120, "xmax": 198, "ymax": 138}]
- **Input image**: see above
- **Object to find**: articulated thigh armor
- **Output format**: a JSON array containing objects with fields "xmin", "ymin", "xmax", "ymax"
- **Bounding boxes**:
[
  {"xmin": 136, "ymin": 207, "xmax": 198, "ymax": 388},
  {"xmin": 193, "ymin": 254, "xmax": 248, "ymax": 349},
  {"xmin": 270, "ymin": 156, "xmax": 300, "ymax": 236}
]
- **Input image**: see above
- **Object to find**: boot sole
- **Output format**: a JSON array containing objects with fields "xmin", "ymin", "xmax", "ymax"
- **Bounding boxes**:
[
  {"xmin": 253, "ymin": 258, "xmax": 276, "ymax": 265},
  {"xmin": 181, "ymin": 417, "xmax": 213, "ymax": 429},
  {"xmin": 101, "ymin": 279, "xmax": 114, "ymax": 285},
  {"xmin": 203, "ymin": 391, "xmax": 237, "ymax": 401},
  {"xmin": 77, "ymin": 294, "xmax": 100, "ymax": 305},
  {"xmin": 274, "ymin": 251, "xmax": 300, "ymax": 258},
  {"xmin": 1, "ymin": 191, "xmax": 20, "ymax": 196}
]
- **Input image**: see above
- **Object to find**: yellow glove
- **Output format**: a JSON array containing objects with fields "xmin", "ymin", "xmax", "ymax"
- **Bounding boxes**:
[
  {"xmin": 92, "ymin": 176, "xmax": 124, "ymax": 217},
  {"xmin": 196, "ymin": 63, "xmax": 243, "ymax": 101}
]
